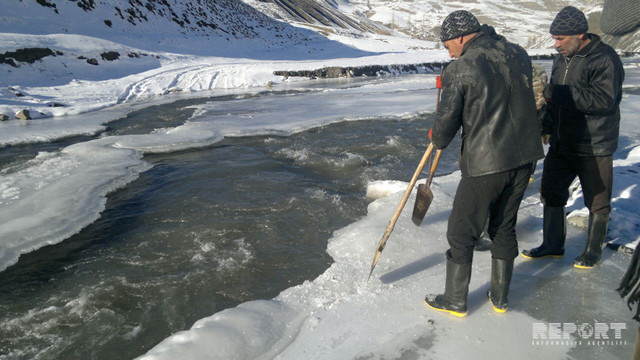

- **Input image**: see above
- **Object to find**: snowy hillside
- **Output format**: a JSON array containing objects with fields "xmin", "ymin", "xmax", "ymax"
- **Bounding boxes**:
[
  {"xmin": 3, "ymin": 0, "xmax": 321, "ymax": 54},
  {"xmin": 0, "ymin": 0, "xmax": 377, "ymax": 89},
  {"xmin": 332, "ymin": 0, "xmax": 640, "ymax": 51}
]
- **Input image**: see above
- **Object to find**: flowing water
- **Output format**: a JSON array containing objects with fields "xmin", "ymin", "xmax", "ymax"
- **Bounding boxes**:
[{"xmin": 0, "ymin": 79, "xmax": 461, "ymax": 360}]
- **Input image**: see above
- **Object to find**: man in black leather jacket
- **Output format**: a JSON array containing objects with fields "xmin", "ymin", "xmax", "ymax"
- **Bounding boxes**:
[
  {"xmin": 424, "ymin": 10, "xmax": 544, "ymax": 317},
  {"xmin": 521, "ymin": 6, "xmax": 624, "ymax": 269}
]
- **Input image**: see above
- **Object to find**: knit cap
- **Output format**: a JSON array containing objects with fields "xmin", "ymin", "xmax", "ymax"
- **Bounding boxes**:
[
  {"xmin": 440, "ymin": 10, "xmax": 481, "ymax": 42},
  {"xmin": 550, "ymin": 6, "xmax": 588, "ymax": 35}
]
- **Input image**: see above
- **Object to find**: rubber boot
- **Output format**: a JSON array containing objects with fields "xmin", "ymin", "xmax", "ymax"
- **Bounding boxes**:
[
  {"xmin": 487, "ymin": 258, "xmax": 513, "ymax": 313},
  {"xmin": 574, "ymin": 213, "xmax": 608, "ymax": 269},
  {"xmin": 425, "ymin": 251, "xmax": 472, "ymax": 317},
  {"xmin": 521, "ymin": 206, "xmax": 566, "ymax": 258}
]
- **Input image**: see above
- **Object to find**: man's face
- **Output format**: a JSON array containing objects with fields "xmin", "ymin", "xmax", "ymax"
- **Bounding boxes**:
[
  {"xmin": 552, "ymin": 34, "xmax": 583, "ymax": 57},
  {"xmin": 443, "ymin": 37, "xmax": 464, "ymax": 58}
]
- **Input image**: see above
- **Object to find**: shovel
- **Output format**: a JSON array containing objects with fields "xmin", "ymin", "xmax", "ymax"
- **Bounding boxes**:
[
  {"xmin": 411, "ymin": 148, "xmax": 442, "ymax": 225},
  {"xmin": 367, "ymin": 73, "xmax": 444, "ymax": 280},
  {"xmin": 412, "ymin": 73, "xmax": 444, "ymax": 225},
  {"xmin": 367, "ymin": 142, "xmax": 435, "ymax": 281}
]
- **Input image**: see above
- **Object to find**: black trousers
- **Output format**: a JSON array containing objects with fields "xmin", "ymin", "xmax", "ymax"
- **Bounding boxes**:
[
  {"xmin": 540, "ymin": 150, "xmax": 613, "ymax": 215},
  {"xmin": 447, "ymin": 163, "xmax": 535, "ymax": 264}
]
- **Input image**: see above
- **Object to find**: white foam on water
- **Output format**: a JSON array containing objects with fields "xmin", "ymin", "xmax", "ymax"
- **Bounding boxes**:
[
  {"xmin": 329, "ymin": 152, "xmax": 368, "ymax": 168},
  {"xmin": 167, "ymin": 228, "xmax": 256, "ymax": 273},
  {"xmin": 275, "ymin": 148, "xmax": 312, "ymax": 163}
]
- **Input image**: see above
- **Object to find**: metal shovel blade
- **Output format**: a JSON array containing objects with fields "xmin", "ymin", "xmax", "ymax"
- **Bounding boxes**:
[{"xmin": 411, "ymin": 183, "xmax": 433, "ymax": 226}]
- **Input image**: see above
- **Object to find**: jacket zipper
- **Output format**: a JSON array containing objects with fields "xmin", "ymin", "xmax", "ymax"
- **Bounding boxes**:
[
  {"xmin": 561, "ymin": 53, "xmax": 587, "ymax": 84},
  {"xmin": 562, "ymin": 56, "xmax": 574, "ymax": 84}
]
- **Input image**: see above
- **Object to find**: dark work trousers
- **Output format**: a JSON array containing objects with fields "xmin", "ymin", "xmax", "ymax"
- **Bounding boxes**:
[
  {"xmin": 447, "ymin": 163, "xmax": 535, "ymax": 264},
  {"xmin": 540, "ymin": 150, "xmax": 613, "ymax": 215}
]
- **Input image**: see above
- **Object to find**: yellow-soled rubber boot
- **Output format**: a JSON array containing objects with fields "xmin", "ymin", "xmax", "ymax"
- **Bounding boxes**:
[
  {"xmin": 573, "ymin": 213, "xmax": 608, "ymax": 269},
  {"xmin": 424, "ymin": 296, "xmax": 467, "ymax": 317},
  {"xmin": 488, "ymin": 258, "xmax": 513, "ymax": 313},
  {"xmin": 424, "ymin": 253, "xmax": 471, "ymax": 318},
  {"xmin": 521, "ymin": 206, "xmax": 566, "ymax": 259}
]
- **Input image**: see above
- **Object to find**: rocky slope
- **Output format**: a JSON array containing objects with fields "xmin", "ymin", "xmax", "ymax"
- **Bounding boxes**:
[{"xmin": 3, "ymin": 0, "xmax": 329, "ymax": 55}]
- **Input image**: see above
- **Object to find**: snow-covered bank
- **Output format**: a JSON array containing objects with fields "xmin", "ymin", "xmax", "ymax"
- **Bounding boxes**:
[{"xmin": 0, "ymin": 40, "xmax": 447, "ymax": 129}]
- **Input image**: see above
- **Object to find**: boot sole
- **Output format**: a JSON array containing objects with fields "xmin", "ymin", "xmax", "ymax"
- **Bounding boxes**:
[
  {"xmin": 520, "ymin": 252, "xmax": 563, "ymax": 259},
  {"xmin": 487, "ymin": 292, "xmax": 508, "ymax": 313},
  {"xmin": 492, "ymin": 305, "xmax": 507, "ymax": 313},
  {"xmin": 573, "ymin": 263, "xmax": 595, "ymax": 269},
  {"xmin": 424, "ymin": 300, "xmax": 467, "ymax": 318}
]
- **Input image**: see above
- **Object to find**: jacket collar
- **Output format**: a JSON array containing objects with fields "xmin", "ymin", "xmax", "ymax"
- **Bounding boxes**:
[
  {"xmin": 460, "ymin": 32, "xmax": 485, "ymax": 57},
  {"xmin": 574, "ymin": 33, "xmax": 601, "ymax": 57}
]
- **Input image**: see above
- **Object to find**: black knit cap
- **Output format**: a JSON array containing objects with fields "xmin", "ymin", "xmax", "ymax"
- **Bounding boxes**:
[
  {"xmin": 440, "ymin": 10, "xmax": 481, "ymax": 42},
  {"xmin": 550, "ymin": 6, "xmax": 588, "ymax": 35}
]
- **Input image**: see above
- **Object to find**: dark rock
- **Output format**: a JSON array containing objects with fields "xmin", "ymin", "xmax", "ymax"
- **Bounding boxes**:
[
  {"xmin": 16, "ymin": 110, "xmax": 31, "ymax": 120},
  {"xmin": 87, "ymin": 58, "xmax": 99, "ymax": 65},
  {"xmin": 104, "ymin": 19, "xmax": 113, "ymax": 27},
  {"xmin": 36, "ymin": 0, "xmax": 57, "ymax": 9},
  {"xmin": 76, "ymin": 0, "xmax": 96, "ymax": 11},
  {"xmin": 0, "ymin": 48, "xmax": 55, "ymax": 64},
  {"xmin": 1, "ymin": 58, "xmax": 17, "ymax": 67},
  {"xmin": 127, "ymin": 52, "xmax": 140, "ymax": 58},
  {"xmin": 196, "ymin": 20, "xmax": 218, "ymax": 29},
  {"xmin": 172, "ymin": 17, "xmax": 185, "ymax": 27},
  {"xmin": 14, "ymin": 92, "xmax": 24, "ymax": 97},
  {"xmin": 100, "ymin": 51, "xmax": 120, "ymax": 61},
  {"xmin": 0, "ymin": 114, "xmax": 9, "ymax": 121},
  {"xmin": 274, "ymin": 62, "xmax": 446, "ymax": 79},
  {"xmin": 325, "ymin": 66, "xmax": 349, "ymax": 78},
  {"xmin": 77, "ymin": 56, "xmax": 87, "ymax": 60},
  {"xmin": 1, "ymin": 48, "xmax": 58, "ymax": 67},
  {"xmin": 47, "ymin": 102, "xmax": 67, "ymax": 107}
]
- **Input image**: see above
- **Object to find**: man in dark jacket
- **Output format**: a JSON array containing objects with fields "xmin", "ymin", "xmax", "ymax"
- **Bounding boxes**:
[
  {"xmin": 521, "ymin": 6, "xmax": 624, "ymax": 269},
  {"xmin": 424, "ymin": 10, "xmax": 544, "ymax": 317}
]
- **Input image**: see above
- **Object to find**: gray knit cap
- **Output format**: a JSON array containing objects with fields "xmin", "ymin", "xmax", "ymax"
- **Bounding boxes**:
[
  {"xmin": 440, "ymin": 10, "xmax": 481, "ymax": 42},
  {"xmin": 550, "ymin": 6, "xmax": 588, "ymax": 35}
]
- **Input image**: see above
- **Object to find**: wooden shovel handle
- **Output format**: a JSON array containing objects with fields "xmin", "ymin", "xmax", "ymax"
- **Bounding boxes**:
[
  {"xmin": 369, "ymin": 143, "xmax": 434, "ymax": 260},
  {"xmin": 368, "ymin": 142, "xmax": 435, "ymax": 280},
  {"xmin": 426, "ymin": 149, "xmax": 442, "ymax": 187},
  {"xmin": 381, "ymin": 142, "xmax": 435, "ymax": 245}
]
